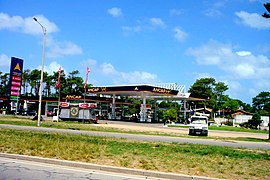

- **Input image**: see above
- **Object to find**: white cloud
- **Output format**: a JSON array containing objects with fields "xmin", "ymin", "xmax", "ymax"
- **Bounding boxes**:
[
  {"xmin": 97, "ymin": 62, "xmax": 159, "ymax": 84},
  {"xmin": 187, "ymin": 40, "xmax": 270, "ymax": 80},
  {"xmin": 186, "ymin": 40, "xmax": 232, "ymax": 65},
  {"xmin": 193, "ymin": 72, "xmax": 212, "ymax": 80},
  {"xmin": 236, "ymin": 51, "xmax": 251, "ymax": 56},
  {"xmin": 0, "ymin": 54, "xmax": 10, "ymax": 66},
  {"xmin": 120, "ymin": 71, "xmax": 158, "ymax": 84},
  {"xmin": 233, "ymin": 63, "xmax": 255, "ymax": 78},
  {"xmin": 0, "ymin": 13, "xmax": 82, "ymax": 59},
  {"xmin": 121, "ymin": 26, "xmax": 142, "ymax": 33},
  {"xmin": 100, "ymin": 63, "xmax": 117, "ymax": 75},
  {"xmin": 235, "ymin": 11, "xmax": 270, "ymax": 29},
  {"xmin": 173, "ymin": 27, "xmax": 188, "ymax": 42},
  {"xmin": 37, "ymin": 61, "xmax": 62, "ymax": 75},
  {"xmin": 149, "ymin": 18, "xmax": 166, "ymax": 27},
  {"xmin": 170, "ymin": 9, "xmax": 183, "ymax": 16},
  {"xmin": 122, "ymin": 17, "xmax": 166, "ymax": 34},
  {"xmin": 107, "ymin": 7, "xmax": 122, "ymax": 17},
  {"xmin": 0, "ymin": 13, "xmax": 59, "ymax": 35},
  {"xmin": 80, "ymin": 59, "xmax": 97, "ymax": 68},
  {"xmin": 47, "ymin": 39, "xmax": 83, "ymax": 58},
  {"xmin": 204, "ymin": 1, "xmax": 225, "ymax": 17}
]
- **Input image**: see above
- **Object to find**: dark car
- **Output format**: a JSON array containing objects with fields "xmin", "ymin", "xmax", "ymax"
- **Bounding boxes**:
[
  {"xmin": 22, "ymin": 110, "xmax": 36, "ymax": 116},
  {"xmin": 239, "ymin": 122, "xmax": 249, "ymax": 128}
]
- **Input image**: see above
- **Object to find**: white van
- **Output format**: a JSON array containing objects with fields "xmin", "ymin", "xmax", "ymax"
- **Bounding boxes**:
[{"xmin": 189, "ymin": 115, "xmax": 208, "ymax": 136}]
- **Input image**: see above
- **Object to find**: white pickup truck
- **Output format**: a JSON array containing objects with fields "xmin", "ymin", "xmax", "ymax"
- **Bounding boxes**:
[{"xmin": 188, "ymin": 115, "xmax": 208, "ymax": 136}]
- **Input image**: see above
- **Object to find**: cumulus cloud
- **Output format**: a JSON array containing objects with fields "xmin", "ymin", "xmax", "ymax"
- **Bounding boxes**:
[
  {"xmin": 235, "ymin": 11, "xmax": 270, "ymax": 29},
  {"xmin": 203, "ymin": 1, "xmax": 225, "ymax": 17},
  {"xmin": 236, "ymin": 51, "xmax": 251, "ymax": 56},
  {"xmin": 121, "ymin": 26, "xmax": 142, "ymax": 33},
  {"xmin": 186, "ymin": 40, "xmax": 232, "ymax": 65},
  {"xmin": 0, "ymin": 13, "xmax": 59, "ymax": 35},
  {"xmin": 187, "ymin": 40, "xmax": 270, "ymax": 80},
  {"xmin": 36, "ymin": 61, "xmax": 63, "ymax": 75},
  {"xmin": 107, "ymin": 7, "xmax": 122, "ymax": 17},
  {"xmin": 120, "ymin": 71, "xmax": 158, "ymax": 84},
  {"xmin": 100, "ymin": 63, "xmax": 117, "ymax": 75},
  {"xmin": 149, "ymin": 18, "xmax": 166, "ymax": 27},
  {"xmin": 173, "ymin": 27, "xmax": 188, "ymax": 42},
  {"xmin": 80, "ymin": 59, "xmax": 97, "ymax": 68},
  {"xmin": 122, "ymin": 17, "xmax": 166, "ymax": 34},
  {"xmin": 0, "ymin": 13, "xmax": 82, "ymax": 59},
  {"xmin": 97, "ymin": 62, "xmax": 159, "ymax": 84},
  {"xmin": 0, "ymin": 54, "xmax": 10, "ymax": 66},
  {"xmin": 46, "ymin": 39, "xmax": 83, "ymax": 58}
]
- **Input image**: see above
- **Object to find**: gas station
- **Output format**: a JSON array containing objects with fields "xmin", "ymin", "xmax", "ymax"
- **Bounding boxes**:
[{"xmin": 87, "ymin": 83, "xmax": 206, "ymax": 122}]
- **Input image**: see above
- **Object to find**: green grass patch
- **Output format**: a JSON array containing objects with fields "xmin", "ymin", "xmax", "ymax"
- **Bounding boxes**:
[
  {"xmin": 0, "ymin": 116, "xmax": 269, "ymax": 143},
  {"xmin": 0, "ymin": 128, "xmax": 269, "ymax": 180}
]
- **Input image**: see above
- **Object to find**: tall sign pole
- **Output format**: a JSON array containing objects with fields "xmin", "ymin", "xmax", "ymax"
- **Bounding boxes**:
[
  {"xmin": 33, "ymin": 17, "xmax": 46, "ymax": 127},
  {"xmin": 8, "ymin": 57, "xmax": 24, "ymax": 114}
]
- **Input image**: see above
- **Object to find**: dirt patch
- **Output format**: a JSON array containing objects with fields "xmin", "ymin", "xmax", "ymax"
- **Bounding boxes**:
[{"xmin": 93, "ymin": 122, "xmax": 269, "ymax": 139}]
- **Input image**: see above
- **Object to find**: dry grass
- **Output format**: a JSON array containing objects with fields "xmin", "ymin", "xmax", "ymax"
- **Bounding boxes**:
[{"xmin": 0, "ymin": 128, "xmax": 269, "ymax": 180}]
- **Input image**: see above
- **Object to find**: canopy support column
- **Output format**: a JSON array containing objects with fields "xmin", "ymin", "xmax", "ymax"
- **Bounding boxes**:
[
  {"xmin": 112, "ymin": 94, "xmax": 116, "ymax": 120},
  {"xmin": 140, "ymin": 93, "xmax": 147, "ymax": 122}
]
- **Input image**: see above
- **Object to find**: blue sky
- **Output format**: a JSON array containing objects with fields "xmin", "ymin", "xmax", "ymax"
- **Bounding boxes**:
[{"xmin": 0, "ymin": 0, "xmax": 270, "ymax": 104}]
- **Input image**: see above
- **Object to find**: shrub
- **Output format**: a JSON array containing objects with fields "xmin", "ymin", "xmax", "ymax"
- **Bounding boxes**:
[{"xmin": 224, "ymin": 120, "xmax": 233, "ymax": 126}]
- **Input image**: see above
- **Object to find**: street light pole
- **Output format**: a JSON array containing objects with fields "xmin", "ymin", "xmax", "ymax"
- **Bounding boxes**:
[{"xmin": 33, "ymin": 17, "xmax": 46, "ymax": 127}]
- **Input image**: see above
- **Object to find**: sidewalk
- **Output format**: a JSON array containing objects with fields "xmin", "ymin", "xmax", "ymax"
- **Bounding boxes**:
[{"xmin": 0, "ymin": 153, "xmax": 220, "ymax": 180}]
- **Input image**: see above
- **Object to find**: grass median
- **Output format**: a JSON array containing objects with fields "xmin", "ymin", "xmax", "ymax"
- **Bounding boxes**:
[
  {"xmin": 0, "ymin": 127, "xmax": 269, "ymax": 180},
  {"xmin": 0, "ymin": 116, "xmax": 269, "ymax": 143}
]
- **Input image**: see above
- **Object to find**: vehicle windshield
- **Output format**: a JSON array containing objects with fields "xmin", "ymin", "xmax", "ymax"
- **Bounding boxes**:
[{"xmin": 191, "ymin": 117, "xmax": 207, "ymax": 124}]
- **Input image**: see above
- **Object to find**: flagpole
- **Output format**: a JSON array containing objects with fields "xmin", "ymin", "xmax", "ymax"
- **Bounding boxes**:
[
  {"xmin": 56, "ymin": 66, "xmax": 61, "ymax": 122},
  {"xmin": 83, "ymin": 87, "xmax": 86, "ymax": 123},
  {"xmin": 83, "ymin": 66, "xmax": 90, "ymax": 124},
  {"xmin": 57, "ymin": 88, "xmax": 60, "ymax": 121}
]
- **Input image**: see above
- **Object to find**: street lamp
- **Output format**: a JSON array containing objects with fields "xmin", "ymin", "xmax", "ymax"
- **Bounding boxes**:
[{"xmin": 33, "ymin": 17, "xmax": 46, "ymax": 127}]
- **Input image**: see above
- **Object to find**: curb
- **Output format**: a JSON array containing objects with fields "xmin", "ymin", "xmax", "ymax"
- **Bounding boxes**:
[{"xmin": 0, "ymin": 153, "xmax": 220, "ymax": 180}]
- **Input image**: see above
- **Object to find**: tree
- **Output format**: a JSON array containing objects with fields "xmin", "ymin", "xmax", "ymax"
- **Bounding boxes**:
[
  {"xmin": 223, "ymin": 99, "xmax": 239, "ymax": 116},
  {"xmin": 29, "ymin": 69, "xmax": 41, "ymax": 96},
  {"xmin": 0, "ymin": 72, "xmax": 9, "ymax": 95},
  {"xmin": 189, "ymin": 77, "xmax": 216, "ymax": 99},
  {"xmin": 164, "ymin": 107, "xmax": 179, "ymax": 122},
  {"xmin": 236, "ymin": 99, "xmax": 253, "ymax": 112},
  {"xmin": 252, "ymin": 91, "xmax": 270, "ymax": 115},
  {"xmin": 248, "ymin": 112, "xmax": 262, "ymax": 129},
  {"xmin": 43, "ymin": 72, "xmax": 54, "ymax": 97},
  {"xmin": 22, "ymin": 69, "xmax": 31, "ymax": 96},
  {"xmin": 61, "ymin": 70, "xmax": 84, "ymax": 96},
  {"xmin": 262, "ymin": 3, "xmax": 270, "ymax": 18},
  {"xmin": 188, "ymin": 78, "xmax": 229, "ymax": 115}
]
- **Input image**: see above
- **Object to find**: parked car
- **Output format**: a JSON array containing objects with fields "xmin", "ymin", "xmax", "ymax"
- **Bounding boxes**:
[
  {"xmin": 22, "ymin": 110, "xmax": 36, "ymax": 116},
  {"xmin": 47, "ymin": 111, "xmax": 54, "ymax": 116},
  {"xmin": 239, "ymin": 122, "xmax": 249, "ymax": 128}
]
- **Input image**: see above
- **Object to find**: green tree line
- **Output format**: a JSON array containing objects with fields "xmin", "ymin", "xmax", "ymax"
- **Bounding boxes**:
[{"xmin": 0, "ymin": 69, "xmax": 91, "ymax": 98}]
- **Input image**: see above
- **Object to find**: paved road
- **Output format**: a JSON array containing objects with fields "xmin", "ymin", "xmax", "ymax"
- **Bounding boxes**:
[
  {"xmin": 0, "ymin": 156, "xmax": 165, "ymax": 180},
  {"xmin": 0, "ymin": 124, "xmax": 269, "ymax": 150}
]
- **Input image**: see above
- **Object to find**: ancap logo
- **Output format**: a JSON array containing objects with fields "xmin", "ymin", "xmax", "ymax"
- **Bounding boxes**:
[{"xmin": 14, "ymin": 63, "xmax": 21, "ymax": 71}]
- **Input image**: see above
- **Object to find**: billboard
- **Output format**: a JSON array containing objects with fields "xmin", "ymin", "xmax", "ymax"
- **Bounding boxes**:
[{"xmin": 9, "ymin": 57, "xmax": 24, "ymax": 101}]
